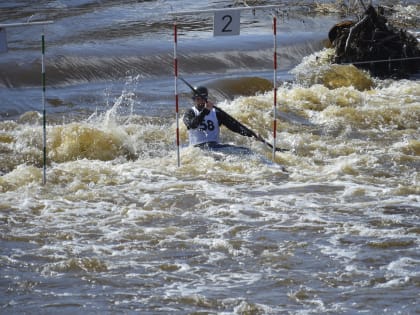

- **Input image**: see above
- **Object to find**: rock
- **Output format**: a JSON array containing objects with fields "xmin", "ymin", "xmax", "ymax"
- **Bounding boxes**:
[{"xmin": 329, "ymin": 5, "xmax": 420, "ymax": 79}]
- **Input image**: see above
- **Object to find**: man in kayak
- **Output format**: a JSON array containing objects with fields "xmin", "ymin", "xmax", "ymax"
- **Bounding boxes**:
[{"xmin": 182, "ymin": 86, "xmax": 262, "ymax": 149}]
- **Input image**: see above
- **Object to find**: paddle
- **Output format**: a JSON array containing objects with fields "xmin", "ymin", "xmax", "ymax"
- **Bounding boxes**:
[{"xmin": 179, "ymin": 77, "xmax": 289, "ymax": 152}]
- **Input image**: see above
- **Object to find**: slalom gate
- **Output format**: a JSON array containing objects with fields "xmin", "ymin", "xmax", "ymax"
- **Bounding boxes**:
[
  {"xmin": 170, "ymin": 5, "xmax": 284, "ymax": 166},
  {"xmin": 0, "ymin": 20, "xmax": 54, "ymax": 185}
]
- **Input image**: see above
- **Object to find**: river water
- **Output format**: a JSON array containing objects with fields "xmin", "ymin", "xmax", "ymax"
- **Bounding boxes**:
[{"xmin": 1, "ymin": 0, "xmax": 419, "ymax": 314}]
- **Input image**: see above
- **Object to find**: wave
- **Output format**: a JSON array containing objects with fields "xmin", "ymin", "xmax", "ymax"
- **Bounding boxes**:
[
  {"xmin": 0, "ymin": 36, "xmax": 324, "ymax": 88},
  {"xmin": 1, "ymin": 77, "xmax": 419, "ymax": 191}
]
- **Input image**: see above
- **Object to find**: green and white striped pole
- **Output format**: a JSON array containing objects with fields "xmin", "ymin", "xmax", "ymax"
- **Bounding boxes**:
[
  {"xmin": 41, "ymin": 28, "xmax": 47, "ymax": 185},
  {"xmin": 0, "ymin": 20, "xmax": 53, "ymax": 185}
]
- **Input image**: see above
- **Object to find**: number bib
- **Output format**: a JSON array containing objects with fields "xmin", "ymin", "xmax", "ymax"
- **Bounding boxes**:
[{"xmin": 189, "ymin": 107, "xmax": 220, "ymax": 146}]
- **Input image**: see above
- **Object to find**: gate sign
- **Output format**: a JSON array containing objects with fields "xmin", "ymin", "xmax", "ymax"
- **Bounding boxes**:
[
  {"xmin": 213, "ymin": 10, "xmax": 240, "ymax": 36},
  {"xmin": 0, "ymin": 28, "xmax": 7, "ymax": 53}
]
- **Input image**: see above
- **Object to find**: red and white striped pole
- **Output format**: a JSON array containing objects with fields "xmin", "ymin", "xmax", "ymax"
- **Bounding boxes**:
[
  {"xmin": 272, "ymin": 15, "xmax": 277, "ymax": 160},
  {"xmin": 174, "ymin": 22, "xmax": 180, "ymax": 166}
]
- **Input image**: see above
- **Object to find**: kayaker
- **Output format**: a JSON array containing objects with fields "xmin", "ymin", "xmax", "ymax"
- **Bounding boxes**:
[{"xmin": 182, "ymin": 86, "xmax": 262, "ymax": 149}]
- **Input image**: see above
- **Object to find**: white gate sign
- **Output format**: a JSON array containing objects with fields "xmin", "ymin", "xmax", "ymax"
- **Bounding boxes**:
[
  {"xmin": 0, "ymin": 28, "xmax": 7, "ymax": 53},
  {"xmin": 213, "ymin": 10, "xmax": 240, "ymax": 36}
]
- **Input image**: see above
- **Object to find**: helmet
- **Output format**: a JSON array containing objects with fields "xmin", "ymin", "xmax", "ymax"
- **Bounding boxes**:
[{"xmin": 192, "ymin": 86, "xmax": 208, "ymax": 99}]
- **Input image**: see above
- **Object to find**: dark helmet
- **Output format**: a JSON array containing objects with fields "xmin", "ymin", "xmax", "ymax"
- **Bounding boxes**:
[{"xmin": 192, "ymin": 86, "xmax": 208, "ymax": 99}]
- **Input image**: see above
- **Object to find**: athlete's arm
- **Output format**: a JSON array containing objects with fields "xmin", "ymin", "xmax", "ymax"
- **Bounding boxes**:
[{"xmin": 183, "ymin": 108, "xmax": 210, "ymax": 129}]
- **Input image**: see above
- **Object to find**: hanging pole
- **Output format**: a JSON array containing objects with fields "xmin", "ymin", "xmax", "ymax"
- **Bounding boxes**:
[
  {"xmin": 168, "ymin": 5, "xmax": 284, "ymax": 17},
  {"xmin": 41, "ymin": 28, "xmax": 47, "ymax": 184},
  {"xmin": 0, "ymin": 21, "xmax": 53, "ymax": 28},
  {"xmin": 174, "ymin": 22, "xmax": 180, "ymax": 167},
  {"xmin": 272, "ymin": 15, "xmax": 278, "ymax": 160}
]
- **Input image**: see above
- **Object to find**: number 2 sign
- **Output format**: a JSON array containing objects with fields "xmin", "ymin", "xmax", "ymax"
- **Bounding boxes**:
[{"xmin": 213, "ymin": 10, "xmax": 240, "ymax": 36}]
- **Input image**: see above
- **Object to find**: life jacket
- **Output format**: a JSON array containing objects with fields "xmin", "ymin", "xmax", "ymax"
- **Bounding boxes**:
[{"xmin": 188, "ymin": 107, "xmax": 220, "ymax": 146}]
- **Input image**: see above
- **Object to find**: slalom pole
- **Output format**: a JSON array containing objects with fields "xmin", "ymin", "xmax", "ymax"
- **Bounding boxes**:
[
  {"xmin": 174, "ymin": 21, "xmax": 180, "ymax": 167},
  {"xmin": 41, "ymin": 27, "xmax": 47, "ymax": 184},
  {"xmin": 272, "ymin": 15, "xmax": 278, "ymax": 160}
]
